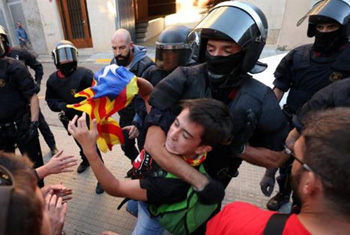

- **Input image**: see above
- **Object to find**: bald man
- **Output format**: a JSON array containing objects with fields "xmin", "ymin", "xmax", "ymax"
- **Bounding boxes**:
[{"xmin": 110, "ymin": 29, "xmax": 154, "ymax": 167}]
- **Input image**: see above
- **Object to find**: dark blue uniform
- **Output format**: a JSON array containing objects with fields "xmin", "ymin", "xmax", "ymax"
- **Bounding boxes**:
[
  {"xmin": 268, "ymin": 43, "xmax": 350, "ymax": 211},
  {"xmin": 0, "ymin": 57, "xmax": 43, "ymax": 169},
  {"xmin": 147, "ymin": 63, "xmax": 288, "ymax": 186},
  {"xmin": 7, "ymin": 47, "xmax": 56, "ymax": 152},
  {"xmin": 46, "ymin": 67, "xmax": 102, "ymax": 163},
  {"xmin": 294, "ymin": 77, "xmax": 350, "ymax": 131},
  {"xmin": 274, "ymin": 43, "xmax": 350, "ymax": 116}
]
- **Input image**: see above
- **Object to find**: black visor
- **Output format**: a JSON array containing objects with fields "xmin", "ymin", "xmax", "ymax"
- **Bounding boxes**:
[
  {"xmin": 297, "ymin": 0, "xmax": 350, "ymax": 26},
  {"xmin": 155, "ymin": 44, "xmax": 192, "ymax": 71},
  {"xmin": 192, "ymin": 2, "xmax": 267, "ymax": 49},
  {"xmin": 53, "ymin": 45, "xmax": 78, "ymax": 65},
  {"xmin": 0, "ymin": 38, "xmax": 5, "ymax": 57}
]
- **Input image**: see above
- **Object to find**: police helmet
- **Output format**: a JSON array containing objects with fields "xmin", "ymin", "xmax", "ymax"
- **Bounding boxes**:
[
  {"xmin": 155, "ymin": 25, "xmax": 193, "ymax": 71},
  {"xmin": 297, "ymin": 0, "xmax": 350, "ymax": 38},
  {"xmin": 52, "ymin": 40, "xmax": 78, "ymax": 73},
  {"xmin": 188, "ymin": 1, "xmax": 268, "ymax": 72},
  {"xmin": 0, "ymin": 25, "xmax": 10, "ymax": 55},
  {"xmin": 0, "ymin": 36, "xmax": 6, "ymax": 57}
]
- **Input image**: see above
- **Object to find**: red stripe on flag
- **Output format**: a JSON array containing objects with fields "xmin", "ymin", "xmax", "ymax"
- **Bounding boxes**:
[{"xmin": 108, "ymin": 87, "xmax": 128, "ymax": 118}]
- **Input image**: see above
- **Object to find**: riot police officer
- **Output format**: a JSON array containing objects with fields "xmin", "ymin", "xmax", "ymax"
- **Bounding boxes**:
[
  {"xmin": 260, "ymin": 0, "xmax": 350, "ymax": 211},
  {"xmin": 0, "ymin": 25, "xmax": 58, "ymax": 156},
  {"xmin": 0, "ymin": 33, "xmax": 43, "ymax": 185},
  {"xmin": 46, "ymin": 40, "xmax": 104, "ymax": 194},
  {"xmin": 143, "ymin": 25, "xmax": 196, "ymax": 86},
  {"xmin": 143, "ymin": 2, "xmax": 289, "ymax": 231}
]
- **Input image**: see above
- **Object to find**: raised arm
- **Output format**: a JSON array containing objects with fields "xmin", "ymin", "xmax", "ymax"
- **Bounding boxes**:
[{"xmin": 68, "ymin": 113, "xmax": 147, "ymax": 201}]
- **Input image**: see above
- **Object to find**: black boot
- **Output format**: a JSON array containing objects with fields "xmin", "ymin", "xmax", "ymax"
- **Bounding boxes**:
[
  {"xmin": 266, "ymin": 174, "xmax": 291, "ymax": 211},
  {"xmin": 267, "ymin": 191, "xmax": 290, "ymax": 211}
]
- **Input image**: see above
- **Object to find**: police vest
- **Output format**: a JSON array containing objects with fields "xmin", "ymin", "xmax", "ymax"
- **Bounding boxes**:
[
  {"xmin": 47, "ymin": 67, "xmax": 93, "ymax": 119},
  {"xmin": 287, "ymin": 43, "xmax": 350, "ymax": 114},
  {"xmin": 0, "ymin": 58, "xmax": 29, "ymax": 121},
  {"xmin": 150, "ymin": 64, "xmax": 287, "ymax": 183}
]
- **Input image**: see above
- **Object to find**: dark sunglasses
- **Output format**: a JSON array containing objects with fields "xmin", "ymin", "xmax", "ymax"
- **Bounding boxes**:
[{"xmin": 0, "ymin": 165, "xmax": 15, "ymax": 235}]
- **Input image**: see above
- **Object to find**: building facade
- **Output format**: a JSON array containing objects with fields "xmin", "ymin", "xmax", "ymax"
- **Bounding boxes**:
[{"xmin": 0, "ymin": 0, "xmax": 318, "ymax": 56}]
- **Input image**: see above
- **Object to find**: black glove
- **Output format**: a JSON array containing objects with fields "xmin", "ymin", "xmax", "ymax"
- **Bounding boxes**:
[
  {"xmin": 34, "ymin": 81, "xmax": 41, "ymax": 93},
  {"xmin": 194, "ymin": 178, "xmax": 225, "ymax": 204},
  {"xmin": 25, "ymin": 121, "xmax": 39, "ymax": 141},
  {"xmin": 58, "ymin": 111, "xmax": 70, "ymax": 122},
  {"xmin": 260, "ymin": 168, "xmax": 277, "ymax": 197}
]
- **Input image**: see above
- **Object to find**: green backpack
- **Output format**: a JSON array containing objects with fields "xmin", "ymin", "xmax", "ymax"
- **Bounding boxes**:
[{"xmin": 148, "ymin": 165, "xmax": 218, "ymax": 235}]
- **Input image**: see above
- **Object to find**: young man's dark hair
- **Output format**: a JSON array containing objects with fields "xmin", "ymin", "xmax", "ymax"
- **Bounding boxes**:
[
  {"xmin": 181, "ymin": 98, "xmax": 233, "ymax": 146},
  {"xmin": 302, "ymin": 108, "xmax": 350, "ymax": 215}
]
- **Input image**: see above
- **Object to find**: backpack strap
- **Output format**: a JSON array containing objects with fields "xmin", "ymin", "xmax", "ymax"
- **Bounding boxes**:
[{"xmin": 263, "ymin": 213, "xmax": 291, "ymax": 235}]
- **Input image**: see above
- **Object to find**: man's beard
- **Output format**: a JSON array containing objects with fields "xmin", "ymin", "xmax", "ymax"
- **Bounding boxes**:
[
  {"xmin": 115, "ymin": 49, "xmax": 131, "ymax": 66},
  {"xmin": 290, "ymin": 168, "xmax": 303, "ymax": 208}
]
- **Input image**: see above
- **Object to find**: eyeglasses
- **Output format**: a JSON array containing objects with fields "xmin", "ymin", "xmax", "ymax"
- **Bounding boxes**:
[
  {"xmin": 0, "ymin": 165, "xmax": 15, "ymax": 235},
  {"xmin": 284, "ymin": 146, "xmax": 313, "ymax": 172}
]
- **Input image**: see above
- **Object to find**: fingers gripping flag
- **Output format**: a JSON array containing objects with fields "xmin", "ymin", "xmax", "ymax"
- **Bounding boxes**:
[{"xmin": 67, "ymin": 64, "xmax": 139, "ymax": 152}]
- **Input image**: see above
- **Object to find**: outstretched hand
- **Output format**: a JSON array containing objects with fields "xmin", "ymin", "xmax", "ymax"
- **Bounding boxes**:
[
  {"xmin": 46, "ymin": 150, "xmax": 77, "ymax": 175},
  {"xmin": 68, "ymin": 113, "xmax": 98, "ymax": 151},
  {"xmin": 122, "ymin": 125, "xmax": 140, "ymax": 139},
  {"xmin": 42, "ymin": 183, "xmax": 73, "ymax": 202}
]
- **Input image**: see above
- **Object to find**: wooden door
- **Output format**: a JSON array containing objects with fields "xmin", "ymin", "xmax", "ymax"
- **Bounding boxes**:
[{"xmin": 57, "ymin": 0, "xmax": 92, "ymax": 48}]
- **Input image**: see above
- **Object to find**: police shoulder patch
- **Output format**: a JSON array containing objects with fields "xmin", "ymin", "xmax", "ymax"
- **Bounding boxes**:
[
  {"xmin": 329, "ymin": 72, "xmax": 343, "ymax": 82},
  {"xmin": 0, "ymin": 79, "xmax": 5, "ymax": 87}
]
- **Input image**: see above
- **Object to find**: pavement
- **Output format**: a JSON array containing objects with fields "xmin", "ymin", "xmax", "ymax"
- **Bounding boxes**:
[{"xmin": 34, "ymin": 39, "xmax": 289, "ymax": 234}]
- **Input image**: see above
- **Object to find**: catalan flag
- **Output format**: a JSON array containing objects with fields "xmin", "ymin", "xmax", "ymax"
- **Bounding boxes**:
[{"xmin": 67, "ymin": 64, "xmax": 139, "ymax": 152}]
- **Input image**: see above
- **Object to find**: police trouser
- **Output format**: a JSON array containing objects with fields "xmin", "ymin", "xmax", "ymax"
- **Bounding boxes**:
[
  {"xmin": 276, "ymin": 157, "xmax": 293, "ymax": 196},
  {"xmin": 276, "ymin": 105, "xmax": 294, "ymax": 196},
  {"xmin": 0, "ymin": 115, "xmax": 44, "ymax": 186},
  {"xmin": 39, "ymin": 110, "xmax": 56, "ymax": 150},
  {"xmin": 120, "ymin": 115, "xmax": 143, "ymax": 162},
  {"xmin": 60, "ymin": 116, "xmax": 103, "ymax": 163}
]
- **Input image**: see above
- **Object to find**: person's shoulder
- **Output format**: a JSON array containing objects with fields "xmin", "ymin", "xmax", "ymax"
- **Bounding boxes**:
[
  {"xmin": 223, "ymin": 201, "xmax": 262, "ymax": 211},
  {"xmin": 294, "ymin": 43, "xmax": 313, "ymax": 50},
  {"xmin": 163, "ymin": 63, "xmax": 206, "ymax": 82},
  {"xmin": 76, "ymin": 66, "xmax": 94, "ymax": 74},
  {"xmin": 242, "ymin": 76, "xmax": 270, "ymax": 96},
  {"xmin": 47, "ymin": 71, "xmax": 58, "ymax": 82},
  {"xmin": 282, "ymin": 43, "xmax": 313, "ymax": 60},
  {"xmin": 207, "ymin": 202, "xmax": 274, "ymax": 235},
  {"xmin": 11, "ymin": 47, "xmax": 35, "ymax": 60},
  {"xmin": 284, "ymin": 214, "xmax": 311, "ymax": 235},
  {"xmin": 180, "ymin": 63, "xmax": 207, "ymax": 76},
  {"xmin": 216, "ymin": 201, "xmax": 271, "ymax": 219},
  {"xmin": 5, "ymin": 56, "xmax": 27, "ymax": 71}
]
